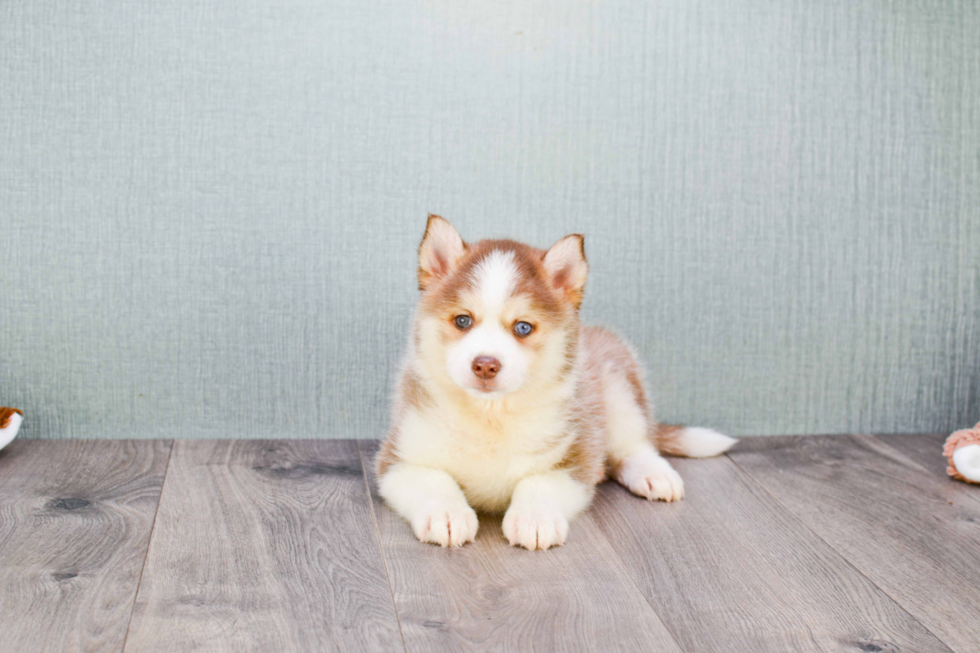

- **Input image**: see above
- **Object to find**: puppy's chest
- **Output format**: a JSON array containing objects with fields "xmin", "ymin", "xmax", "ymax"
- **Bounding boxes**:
[{"xmin": 403, "ymin": 407, "xmax": 570, "ymax": 509}]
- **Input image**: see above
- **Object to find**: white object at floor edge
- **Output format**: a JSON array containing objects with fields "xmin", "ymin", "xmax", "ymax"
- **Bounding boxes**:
[{"xmin": 0, "ymin": 412, "xmax": 22, "ymax": 451}]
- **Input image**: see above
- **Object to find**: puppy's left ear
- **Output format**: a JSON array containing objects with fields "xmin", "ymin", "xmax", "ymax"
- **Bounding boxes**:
[
  {"xmin": 418, "ymin": 214, "xmax": 467, "ymax": 290},
  {"xmin": 543, "ymin": 234, "xmax": 588, "ymax": 306}
]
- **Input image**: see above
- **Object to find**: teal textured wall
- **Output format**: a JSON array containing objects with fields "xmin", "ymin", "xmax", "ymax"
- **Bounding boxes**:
[{"xmin": 1, "ymin": 0, "xmax": 978, "ymax": 439}]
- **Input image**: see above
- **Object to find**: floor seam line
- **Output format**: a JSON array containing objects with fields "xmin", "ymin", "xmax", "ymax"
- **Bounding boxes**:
[
  {"xmin": 357, "ymin": 440, "xmax": 409, "ymax": 653},
  {"xmin": 587, "ymin": 491, "xmax": 692, "ymax": 653},
  {"xmin": 120, "ymin": 439, "xmax": 176, "ymax": 653}
]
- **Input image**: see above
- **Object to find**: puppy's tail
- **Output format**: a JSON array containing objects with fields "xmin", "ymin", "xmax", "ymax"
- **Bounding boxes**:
[{"xmin": 654, "ymin": 424, "xmax": 736, "ymax": 458}]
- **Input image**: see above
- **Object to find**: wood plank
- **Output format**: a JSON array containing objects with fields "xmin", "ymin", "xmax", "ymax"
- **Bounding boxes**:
[
  {"xmin": 590, "ymin": 452, "xmax": 952, "ymax": 653},
  {"xmin": 124, "ymin": 439, "xmax": 403, "ymax": 653},
  {"xmin": 358, "ymin": 440, "xmax": 683, "ymax": 653},
  {"xmin": 0, "ymin": 439, "xmax": 171, "ymax": 653},
  {"xmin": 874, "ymin": 433, "xmax": 951, "ymax": 479},
  {"xmin": 730, "ymin": 435, "xmax": 980, "ymax": 653},
  {"xmin": 879, "ymin": 433, "xmax": 980, "ymax": 504}
]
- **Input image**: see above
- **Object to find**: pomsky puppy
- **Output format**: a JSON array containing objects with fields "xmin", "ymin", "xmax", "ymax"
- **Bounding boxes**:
[{"xmin": 376, "ymin": 216, "xmax": 735, "ymax": 550}]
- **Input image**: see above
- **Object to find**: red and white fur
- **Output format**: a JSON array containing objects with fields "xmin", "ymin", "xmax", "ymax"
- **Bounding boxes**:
[{"xmin": 376, "ymin": 216, "xmax": 735, "ymax": 550}]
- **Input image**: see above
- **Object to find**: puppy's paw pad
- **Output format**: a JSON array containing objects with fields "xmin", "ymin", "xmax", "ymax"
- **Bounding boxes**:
[
  {"xmin": 412, "ymin": 504, "xmax": 479, "ymax": 547},
  {"xmin": 502, "ymin": 505, "xmax": 568, "ymax": 551}
]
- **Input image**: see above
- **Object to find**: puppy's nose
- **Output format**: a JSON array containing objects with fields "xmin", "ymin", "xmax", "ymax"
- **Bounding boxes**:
[{"xmin": 471, "ymin": 356, "xmax": 501, "ymax": 380}]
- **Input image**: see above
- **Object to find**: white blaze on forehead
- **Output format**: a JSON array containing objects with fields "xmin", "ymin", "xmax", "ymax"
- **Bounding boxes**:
[
  {"xmin": 441, "ymin": 249, "xmax": 529, "ymax": 398},
  {"xmin": 472, "ymin": 250, "xmax": 518, "ymax": 319}
]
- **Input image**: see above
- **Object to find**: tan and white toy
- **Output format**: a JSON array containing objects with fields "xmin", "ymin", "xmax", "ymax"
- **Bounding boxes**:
[
  {"xmin": 0, "ymin": 408, "xmax": 23, "ymax": 451},
  {"xmin": 944, "ymin": 421, "xmax": 980, "ymax": 484}
]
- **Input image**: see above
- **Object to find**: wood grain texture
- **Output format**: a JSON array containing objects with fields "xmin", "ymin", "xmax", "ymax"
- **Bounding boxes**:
[
  {"xmin": 358, "ymin": 440, "xmax": 682, "ymax": 653},
  {"xmin": 877, "ymin": 433, "xmax": 953, "ymax": 479},
  {"xmin": 0, "ymin": 439, "xmax": 171, "ymax": 653},
  {"xmin": 879, "ymin": 433, "xmax": 980, "ymax": 508},
  {"xmin": 591, "ymin": 453, "xmax": 952, "ymax": 653},
  {"xmin": 124, "ymin": 439, "xmax": 403, "ymax": 653},
  {"xmin": 730, "ymin": 435, "xmax": 980, "ymax": 653}
]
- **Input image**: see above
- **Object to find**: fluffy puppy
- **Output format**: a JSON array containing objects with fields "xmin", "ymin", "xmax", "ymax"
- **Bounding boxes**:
[{"xmin": 376, "ymin": 216, "xmax": 735, "ymax": 550}]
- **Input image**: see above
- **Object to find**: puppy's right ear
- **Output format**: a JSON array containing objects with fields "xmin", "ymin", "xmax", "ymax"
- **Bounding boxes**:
[{"xmin": 418, "ymin": 214, "xmax": 466, "ymax": 290}]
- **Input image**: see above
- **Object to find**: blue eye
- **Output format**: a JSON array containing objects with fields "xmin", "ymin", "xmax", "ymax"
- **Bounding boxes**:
[
  {"xmin": 454, "ymin": 315, "xmax": 472, "ymax": 329},
  {"xmin": 514, "ymin": 321, "xmax": 533, "ymax": 337}
]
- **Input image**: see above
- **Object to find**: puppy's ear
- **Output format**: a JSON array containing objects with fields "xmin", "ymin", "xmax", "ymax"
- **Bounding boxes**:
[
  {"xmin": 418, "ymin": 214, "xmax": 466, "ymax": 290},
  {"xmin": 543, "ymin": 234, "xmax": 588, "ymax": 306}
]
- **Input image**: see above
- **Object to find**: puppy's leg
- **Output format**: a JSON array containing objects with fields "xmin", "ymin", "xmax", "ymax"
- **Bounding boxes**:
[
  {"xmin": 503, "ymin": 470, "xmax": 593, "ymax": 551},
  {"xmin": 378, "ymin": 463, "xmax": 479, "ymax": 547},
  {"xmin": 612, "ymin": 445, "xmax": 685, "ymax": 502},
  {"xmin": 603, "ymin": 374, "xmax": 685, "ymax": 502}
]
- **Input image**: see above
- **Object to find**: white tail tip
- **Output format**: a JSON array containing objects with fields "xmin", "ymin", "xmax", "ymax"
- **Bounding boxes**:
[{"xmin": 676, "ymin": 427, "xmax": 737, "ymax": 458}]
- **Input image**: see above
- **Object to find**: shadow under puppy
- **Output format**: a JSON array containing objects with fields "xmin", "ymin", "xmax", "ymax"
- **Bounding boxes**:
[{"xmin": 376, "ymin": 216, "xmax": 735, "ymax": 550}]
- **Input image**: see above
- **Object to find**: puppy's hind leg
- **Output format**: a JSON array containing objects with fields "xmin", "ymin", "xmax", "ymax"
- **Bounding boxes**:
[
  {"xmin": 612, "ymin": 446, "xmax": 686, "ymax": 502},
  {"xmin": 603, "ymin": 375, "xmax": 685, "ymax": 502}
]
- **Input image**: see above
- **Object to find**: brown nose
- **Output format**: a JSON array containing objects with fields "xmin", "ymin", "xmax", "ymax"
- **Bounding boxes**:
[{"xmin": 471, "ymin": 356, "xmax": 501, "ymax": 380}]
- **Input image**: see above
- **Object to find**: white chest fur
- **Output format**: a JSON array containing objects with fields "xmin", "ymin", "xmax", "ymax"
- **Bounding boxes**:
[{"xmin": 396, "ymin": 401, "xmax": 571, "ymax": 512}]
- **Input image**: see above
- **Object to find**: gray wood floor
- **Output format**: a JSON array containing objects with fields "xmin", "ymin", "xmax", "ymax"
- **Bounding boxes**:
[{"xmin": 0, "ymin": 434, "xmax": 977, "ymax": 653}]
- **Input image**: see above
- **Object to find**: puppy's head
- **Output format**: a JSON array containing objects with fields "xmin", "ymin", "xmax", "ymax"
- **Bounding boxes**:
[{"xmin": 414, "ymin": 215, "xmax": 587, "ymax": 401}]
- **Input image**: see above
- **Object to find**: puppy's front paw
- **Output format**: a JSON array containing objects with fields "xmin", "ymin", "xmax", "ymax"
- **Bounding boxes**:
[
  {"xmin": 503, "ymin": 504, "xmax": 569, "ymax": 551},
  {"xmin": 411, "ymin": 502, "xmax": 479, "ymax": 547}
]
